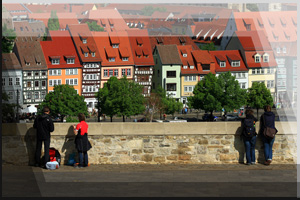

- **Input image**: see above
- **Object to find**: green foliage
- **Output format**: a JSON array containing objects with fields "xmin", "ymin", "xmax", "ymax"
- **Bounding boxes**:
[
  {"xmin": 2, "ymin": 92, "xmax": 20, "ymax": 122},
  {"xmin": 217, "ymin": 72, "xmax": 247, "ymax": 113},
  {"xmin": 2, "ymin": 24, "xmax": 16, "ymax": 53},
  {"xmin": 42, "ymin": 27, "xmax": 49, "ymax": 41},
  {"xmin": 47, "ymin": 10, "xmax": 60, "ymax": 31},
  {"xmin": 201, "ymin": 42, "xmax": 216, "ymax": 51},
  {"xmin": 96, "ymin": 76, "xmax": 145, "ymax": 122},
  {"xmin": 247, "ymin": 82, "xmax": 273, "ymax": 110},
  {"xmin": 141, "ymin": 6, "xmax": 167, "ymax": 16},
  {"xmin": 164, "ymin": 97, "xmax": 183, "ymax": 117},
  {"xmin": 86, "ymin": 21, "xmax": 104, "ymax": 32},
  {"xmin": 188, "ymin": 73, "xmax": 222, "ymax": 114},
  {"xmin": 246, "ymin": 4, "xmax": 259, "ymax": 11},
  {"xmin": 66, "ymin": 116, "xmax": 79, "ymax": 122},
  {"xmin": 38, "ymin": 84, "xmax": 88, "ymax": 118}
]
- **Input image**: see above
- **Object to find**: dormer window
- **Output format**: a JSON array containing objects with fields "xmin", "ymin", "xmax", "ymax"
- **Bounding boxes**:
[
  {"xmin": 37, "ymin": 62, "xmax": 41, "ymax": 65},
  {"xmin": 91, "ymin": 52, "xmax": 95, "ymax": 57},
  {"xmin": 83, "ymin": 39, "xmax": 87, "ymax": 44},
  {"xmin": 109, "ymin": 57, "xmax": 115, "ymax": 62},
  {"xmin": 183, "ymin": 54, "xmax": 187, "ymax": 57},
  {"xmin": 190, "ymin": 65, "xmax": 194, "ymax": 69},
  {"xmin": 112, "ymin": 44, "xmax": 119, "ymax": 48},
  {"xmin": 263, "ymin": 54, "xmax": 269, "ymax": 62},
  {"xmin": 277, "ymin": 47, "xmax": 281, "ymax": 53},
  {"xmin": 84, "ymin": 53, "xmax": 88, "ymax": 57},
  {"xmin": 26, "ymin": 62, "xmax": 30, "ymax": 66},
  {"xmin": 254, "ymin": 54, "xmax": 261, "ymax": 63},
  {"xmin": 67, "ymin": 58, "xmax": 75, "ymax": 64},
  {"xmin": 122, "ymin": 57, "xmax": 129, "ymax": 61},
  {"xmin": 220, "ymin": 61, "xmax": 226, "ymax": 67},
  {"xmin": 283, "ymin": 47, "xmax": 286, "ymax": 53},
  {"xmin": 183, "ymin": 65, "xmax": 188, "ymax": 69},
  {"xmin": 51, "ymin": 59, "xmax": 60, "ymax": 65},
  {"xmin": 231, "ymin": 61, "xmax": 240, "ymax": 67}
]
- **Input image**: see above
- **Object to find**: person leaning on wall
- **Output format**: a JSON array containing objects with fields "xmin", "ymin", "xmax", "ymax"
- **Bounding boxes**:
[{"xmin": 73, "ymin": 113, "xmax": 92, "ymax": 168}]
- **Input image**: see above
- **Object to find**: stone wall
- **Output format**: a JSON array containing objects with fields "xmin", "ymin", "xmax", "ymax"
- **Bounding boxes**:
[{"xmin": 2, "ymin": 122, "xmax": 297, "ymax": 165}]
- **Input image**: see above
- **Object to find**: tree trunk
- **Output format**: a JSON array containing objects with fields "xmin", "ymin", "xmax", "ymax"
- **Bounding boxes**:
[
  {"xmin": 256, "ymin": 108, "xmax": 259, "ymax": 120},
  {"xmin": 110, "ymin": 116, "xmax": 113, "ymax": 122},
  {"xmin": 210, "ymin": 111, "xmax": 213, "ymax": 121},
  {"xmin": 123, "ymin": 115, "xmax": 125, "ymax": 122},
  {"xmin": 150, "ymin": 105, "xmax": 154, "ymax": 123}
]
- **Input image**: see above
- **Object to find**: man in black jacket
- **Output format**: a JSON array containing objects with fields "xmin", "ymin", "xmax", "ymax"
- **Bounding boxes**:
[{"xmin": 33, "ymin": 106, "xmax": 54, "ymax": 167}]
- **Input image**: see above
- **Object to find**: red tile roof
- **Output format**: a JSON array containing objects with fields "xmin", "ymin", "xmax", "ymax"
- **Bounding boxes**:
[
  {"xmin": 177, "ymin": 45, "xmax": 198, "ymax": 75},
  {"xmin": 209, "ymin": 50, "xmax": 248, "ymax": 72},
  {"xmin": 3, "ymin": 4, "xmax": 27, "ymax": 11},
  {"xmin": 92, "ymin": 31, "xmax": 134, "ymax": 66},
  {"xmin": 2, "ymin": 53, "xmax": 22, "ymax": 70},
  {"xmin": 68, "ymin": 24, "xmax": 102, "ymax": 63},
  {"xmin": 126, "ymin": 29, "xmax": 154, "ymax": 66},
  {"xmin": 244, "ymin": 51, "xmax": 277, "ymax": 68},
  {"xmin": 40, "ymin": 31, "xmax": 82, "ymax": 69},
  {"xmin": 235, "ymin": 30, "xmax": 272, "ymax": 51},
  {"xmin": 25, "ymin": 4, "xmax": 70, "ymax": 13},
  {"xmin": 191, "ymin": 50, "xmax": 215, "ymax": 74}
]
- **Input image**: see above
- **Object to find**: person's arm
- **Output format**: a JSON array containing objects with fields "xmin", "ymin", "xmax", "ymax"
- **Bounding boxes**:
[
  {"xmin": 73, "ymin": 124, "xmax": 79, "ymax": 135},
  {"xmin": 48, "ymin": 117, "xmax": 54, "ymax": 132},
  {"xmin": 33, "ymin": 117, "xmax": 37, "ymax": 129}
]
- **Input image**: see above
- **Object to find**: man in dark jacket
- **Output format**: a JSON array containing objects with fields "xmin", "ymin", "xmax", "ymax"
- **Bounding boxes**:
[{"xmin": 33, "ymin": 106, "xmax": 54, "ymax": 167}]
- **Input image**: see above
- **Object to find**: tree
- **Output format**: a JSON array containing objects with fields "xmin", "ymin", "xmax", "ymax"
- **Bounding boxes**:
[
  {"xmin": 2, "ymin": 24, "xmax": 16, "ymax": 53},
  {"xmin": 47, "ymin": 10, "xmax": 60, "ymax": 31},
  {"xmin": 188, "ymin": 73, "xmax": 222, "ymax": 117},
  {"xmin": 86, "ymin": 21, "xmax": 104, "ymax": 32},
  {"xmin": 2, "ymin": 92, "xmax": 21, "ymax": 123},
  {"xmin": 141, "ymin": 6, "xmax": 167, "ymax": 16},
  {"xmin": 201, "ymin": 42, "xmax": 216, "ymax": 51},
  {"xmin": 246, "ymin": 4, "xmax": 259, "ymax": 12},
  {"xmin": 164, "ymin": 97, "xmax": 183, "ymax": 118},
  {"xmin": 217, "ymin": 72, "xmax": 247, "ymax": 115},
  {"xmin": 246, "ymin": 82, "xmax": 273, "ymax": 119},
  {"xmin": 38, "ymin": 84, "xmax": 88, "ymax": 121}
]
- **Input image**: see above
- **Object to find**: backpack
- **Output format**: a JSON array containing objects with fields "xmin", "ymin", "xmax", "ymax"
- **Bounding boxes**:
[
  {"xmin": 243, "ymin": 118, "xmax": 256, "ymax": 138},
  {"xmin": 49, "ymin": 147, "xmax": 61, "ymax": 165}
]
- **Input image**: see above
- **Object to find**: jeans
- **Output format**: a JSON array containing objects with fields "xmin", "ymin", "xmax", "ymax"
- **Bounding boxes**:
[
  {"xmin": 78, "ymin": 151, "xmax": 88, "ymax": 167},
  {"xmin": 244, "ymin": 136, "xmax": 256, "ymax": 164},
  {"xmin": 262, "ymin": 135, "xmax": 275, "ymax": 161},
  {"xmin": 35, "ymin": 138, "xmax": 50, "ymax": 165}
]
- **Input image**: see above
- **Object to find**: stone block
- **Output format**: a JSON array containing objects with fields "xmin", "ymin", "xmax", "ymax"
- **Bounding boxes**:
[
  {"xmin": 141, "ymin": 154, "xmax": 153, "ymax": 162},
  {"xmin": 143, "ymin": 139, "xmax": 150, "ymax": 143},
  {"xmin": 178, "ymin": 155, "xmax": 191, "ymax": 160},
  {"xmin": 132, "ymin": 149, "xmax": 142, "ymax": 154},
  {"xmin": 116, "ymin": 151, "xmax": 128, "ymax": 154},
  {"xmin": 197, "ymin": 146, "xmax": 207, "ymax": 154},
  {"xmin": 218, "ymin": 149, "xmax": 229, "ymax": 154},
  {"xmin": 157, "ymin": 148, "xmax": 171, "ymax": 156},
  {"xmin": 281, "ymin": 144, "xmax": 288, "ymax": 149},
  {"xmin": 154, "ymin": 156, "xmax": 165, "ymax": 163},
  {"xmin": 167, "ymin": 155, "xmax": 177, "ymax": 160},
  {"xmin": 207, "ymin": 146, "xmax": 223, "ymax": 148},
  {"xmin": 177, "ymin": 147, "xmax": 190, "ymax": 154},
  {"xmin": 143, "ymin": 149, "xmax": 154, "ymax": 153},
  {"xmin": 198, "ymin": 139, "xmax": 208, "ymax": 145},
  {"xmin": 198, "ymin": 155, "xmax": 215, "ymax": 163},
  {"xmin": 100, "ymin": 152, "xmax": 112, "ymax": 156},
  {"xmin": 221, "ymin": 140, "xmax": 231, "ymax": 145},
  {"xmin": 210, "ymin": 140, "xmax": 220, "ymax": 145},
  {"xmin": 220, "ymin": 154, "xmax": 237, "ymax": 161},
  {"xmin": 144, "ymin": 143, "xmax": 154, "ymax": 148}
]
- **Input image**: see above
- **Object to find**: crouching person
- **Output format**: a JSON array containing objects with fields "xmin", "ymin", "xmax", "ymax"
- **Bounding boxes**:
[
  {"xmin": 241, "ymin": 109, "xmax": 258, "ymax": 165},
  {"xmin": 73, "ymin": 113, "xmax": 92, "ymax": 168}
]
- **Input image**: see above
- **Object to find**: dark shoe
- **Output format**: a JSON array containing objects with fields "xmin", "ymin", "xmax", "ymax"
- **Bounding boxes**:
[
  {"xmin": 34, "ymin": 163, "xmax": 40, "ymax": 167},
  {"xmin": 268, "ymin": 160, "xmax": 272, "ymax": 164},
  {"xmin": 264, "ymin": 161, "xmax": 270, "ymax": 165},
  {"xmin": 246, "ymin": 163, "xmax": 251, "ymax": 165}
]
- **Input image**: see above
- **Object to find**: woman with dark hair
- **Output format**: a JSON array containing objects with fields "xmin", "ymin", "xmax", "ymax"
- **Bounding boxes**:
[
  {"xmin": 259, "ymin": 105, "xmax": 277, "ymax": 165},
  {"xmin": 241, "ymin": 109, "xmax": 258, "ymax": 165},
  {"xmin": 73, "ymin": 113, "xmax": 92, "ymax": 168}
]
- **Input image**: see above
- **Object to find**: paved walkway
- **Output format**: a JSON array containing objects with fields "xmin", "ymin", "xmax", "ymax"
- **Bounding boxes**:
[{"xmin": 2, "ymin": 163, "xmax": 297, "ymax": 197}]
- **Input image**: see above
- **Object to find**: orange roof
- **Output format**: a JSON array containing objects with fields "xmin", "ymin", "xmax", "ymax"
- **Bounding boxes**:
[
  {"xmin": 192, "ymin": 50, "xmax": 214, "ymax": 64},
  {"xmin": 177, "ymin": 45, "xmax": 198, "ymax": 75},
  {"xmin": 210, "ymin": 50, "xmax": 248, "ymax": 72},
  {"xmin": 3, "ymin": 4, "xmax": 27, "ymax": 11},
  {"xmin": 235, "ymin": 30, "xmax": 272, "ymax": 51},
  {"xmin": 92, "ymin": 31, "xmax": 134, "ymax": 66},
  {"xmin": 245, "ymin": 51, "xmax": 277, "ymax": 68}
]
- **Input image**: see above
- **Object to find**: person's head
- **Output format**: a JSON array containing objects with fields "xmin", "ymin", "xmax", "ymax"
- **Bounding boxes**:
[
  {"xmin": 245, "ymin": 109, "xmax": 254, "ymax": 116},
  {"xmin": 43, "ymin": 106, "xmax": 50, "ymax": 114},
  {"xmin": 264, "ymin": 105, "xmax": 272, "ymax": 112},
  {"xmin": 78, "ymin": 113, "xmax": 85, "ymax": 122}
]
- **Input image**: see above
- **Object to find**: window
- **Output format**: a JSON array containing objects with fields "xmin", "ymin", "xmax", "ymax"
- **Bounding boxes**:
[
  {"xmin": 267, "ymin": 80, "xmax": 274, "ymax": 88},
  {"xmin": 109, "ymin": 57, "xmax": 115, "ymax": 62},
  {"xmin": 255, "ymin": 55, "xmax": 260, "ymax": 63},
  {"xmin": 2, "ymin": 78, "xmax": 5, "ymax": 86},
  {"xmin": 35, "ymin": 72, "xmax": 39, "ymax": 76},
  {"xmin": 183, "ymin": 65, "xmax": 188, "ymax": 69},
  {"xmin": 167, "ymin": 71, "xmax": 176, "ymax": 78},
  {"xmin": 104, "ymin": 69, "xmax": 108, "ymax": 77},
  {"xmin": 42, "ymin": 72, "xmax": 46, "ymax": 76},
  {"xmin": 122, "ymin": 57, "xmax": 129, "ymax": 61},
  {"xmin": 220, "ymin": 62, "xmax": 226, "ymax": 67},
  {"xmin": 261, "ymin": 69, "xmax": 264, "ymax": 74},
  {"xmin": 122, "ymin": 69, "xmax": 126, "ymax": 76},
  {"xmin": 112, "ymin": 44, "xmax": 119, "ymax": 48},
  {"xmin": 49, "ymin": 79, "xmax": 62, "ymax": 86},
  {"xmin": 35, "ymin": 81, "xmax": 39, "ymax": 87},
  {"xmin": 16, "ymin": 78, "xmax": 20, "ymax": 85},
  {"xmin": 9, "ymin": 78, "xmax": 13, "ymax": 86},
  {"xmin": 67, "ymin": 58, "xmax": 75, "ymax": 64},
  {"xmin": 109, "ymin": 69, "xmax": 113, "ymax": 77},
  {"xmin": 252, "ymin": 69, "xmax": 256, "ymax": 74},
  {"xmin": 202, "ymin": 64, "xmax": 210, "ymax": 71},
  {"xmin": 166, "ymin": 83, "xmax": 176, "ymax": 91},
  {"xmin": 42, "ymin": 80, "xmax": 46, "ymax": 87},
  {"xmin": 231, "ymin": 61, "xmax": 240, "ymax": 67},
  {"xmin": 51, "ymin": 59, "xmax": 60, "ymax": 65},
  {"xmin": 27, "ymin": 81, "xmax": 31, "ymax": 87},
  {"xmin": 8, "ymin": 92, "xmax": 14, "ymax": 100},
  {"xmin": 91, "ymin": 52, "xmax": 95, "ymax": 57},
  {"xmin": 84, "ymin": 53, "xmax": 88, "ymax": 57},
  {"xmin": 239, "ymin": 82, "xmax": 246, "ymax": 89},
  {"xmin": 127, "ymin": 69, "xmax": 131, "ymax": 76},
  {"xmin": 183, "ymin": 54, "xmax": 187, "ymax": 57},
  {"xmin": 41, "ymin": 92, "xmax": 46, "ymax": 99},
  {"xmin": 277, "ymin": 47, "xmax": 280, "ymax": 53},
  {"xmin": 184, "ymin": 86, "xmax": 188, "ymax": 92},
  {"xmin": 66, "ymin": 78, "xmax": 78, "ymax": 85},
  {"xmin": 27, "ymin": 72, "xmax": 32, "ymax": 76},
  {"xmin": 114, "ymin": 69, "xmax": 118, "ymax": 77},
  {"xmin": 66, "ymin": 69, "xmax": 78, "ymax": 75},
  {"xmin": 283, "ymin": 47, "xmax": 286, "ymax": 53},
  {"xmin": 83, "ymin": 39, "xmax": 87, "ymax": 44},
  {"xmin": 263, "ymin": 54, "xmax": 269, "ymax": 62},
  {"xmin": 35, "ymin": 92, "xmax": 39, "ymax": 99},
  {"xmin": 27, "ymin": 92, "xmax": 32, "ymax": 99},
  {"xmin": 200, "ymin": 76, "xmax": 204, "ymax": 81},
  {"xmin": 49, "ymin": 69, "xmax": 61, "ymax": 76},
  {"xmin": 190, "ymin": 65, "xmax": 194, "ymax": 69}
]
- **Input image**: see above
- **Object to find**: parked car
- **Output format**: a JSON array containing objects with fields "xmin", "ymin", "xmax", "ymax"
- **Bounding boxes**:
[
  {"xmin": 202, "ymin": 114, "xmax": 218, "ymax": 121},
  {"xmin": 223, "ymin": 114, "xmax": 239, "ymax": 121}
]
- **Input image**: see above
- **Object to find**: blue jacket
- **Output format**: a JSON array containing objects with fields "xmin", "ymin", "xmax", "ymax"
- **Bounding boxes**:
[{"xmin": 259, "ymin": 111, "xmax": 276, "ymax": 134}]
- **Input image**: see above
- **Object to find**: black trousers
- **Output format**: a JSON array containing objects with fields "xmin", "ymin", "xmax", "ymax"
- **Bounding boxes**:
[{"xmin": 35, "ymin": 138, "xmax": 50, "ymax": 165}]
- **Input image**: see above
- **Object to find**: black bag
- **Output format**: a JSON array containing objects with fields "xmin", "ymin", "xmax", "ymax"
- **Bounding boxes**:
[
  {"xmin": 243, "ymin": 118, "xmax": 256, "ymax": 138},
  {"xmin": 263, "ymin": 115, "xmax": 277, "ymax": 139}
]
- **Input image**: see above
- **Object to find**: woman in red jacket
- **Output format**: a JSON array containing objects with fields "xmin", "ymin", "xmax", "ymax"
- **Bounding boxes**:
[{"xmin": 73, "ymin": 113, "xmax": 92, "ymax": 168}]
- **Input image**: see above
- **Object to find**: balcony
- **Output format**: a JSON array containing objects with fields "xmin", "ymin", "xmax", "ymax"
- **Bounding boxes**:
[
  {"xmin": 135, "ymin": 71, "xmax": 153, "ymax": 75},
  {"xmin": 166, "ymin": 91, "xmax": 177, "ymax": 97},
  {"xmin": 138, "ymin": 82, "xmax": 151, "ymax": 85}
]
